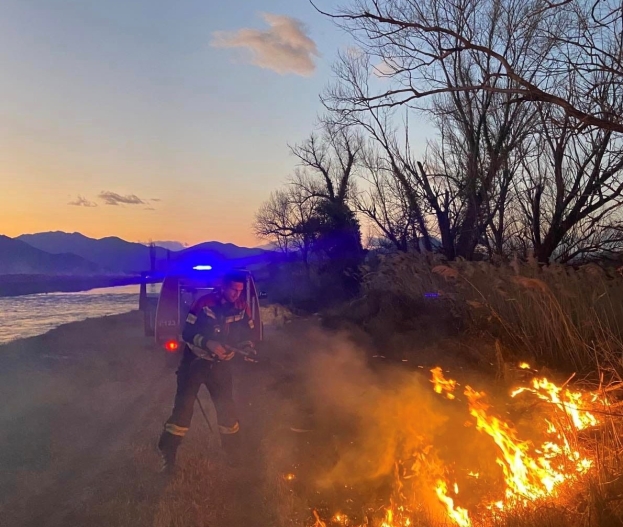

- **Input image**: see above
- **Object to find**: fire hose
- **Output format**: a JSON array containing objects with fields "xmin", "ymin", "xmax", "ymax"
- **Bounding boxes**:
[{"xmin": 224, "ymin": 342, "xmax": 260, "ymax": 363}]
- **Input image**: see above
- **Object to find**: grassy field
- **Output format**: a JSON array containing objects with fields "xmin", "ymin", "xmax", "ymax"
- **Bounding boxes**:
[{"xmin": 1, "ymin": 257, "xmax": 622, "ymax": 527}]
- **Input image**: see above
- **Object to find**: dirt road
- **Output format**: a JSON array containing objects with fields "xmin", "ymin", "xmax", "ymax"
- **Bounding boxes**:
[{"xmin": 0, "ymin": 309, "xmax": 488, "ymax": 527}]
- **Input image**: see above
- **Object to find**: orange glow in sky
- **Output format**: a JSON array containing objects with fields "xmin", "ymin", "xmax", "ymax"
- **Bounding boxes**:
[
  {"xmin": 0, "ymin": 1, "xmax": 339, "ymax": 248},
  {"xmin": 0, "ymin": 147, "xmax": 271, "ymax": 247}
]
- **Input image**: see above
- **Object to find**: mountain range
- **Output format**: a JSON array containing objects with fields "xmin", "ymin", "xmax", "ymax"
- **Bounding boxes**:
[
  {"xmin": 0, "ymin": 235, "xmax": 104, "ymax": 275},
  {"xmin": 2, "ymin": 231, "xmax": 275, "ymax": 276}
]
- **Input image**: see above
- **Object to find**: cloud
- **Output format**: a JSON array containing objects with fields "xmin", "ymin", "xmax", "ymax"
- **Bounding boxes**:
[
  {"xmin": 211, "ymin": 13, "xmax": 320, "ymax": 76},
  {"xmin": 68, "ymin": 195, "xmax": 98, "ymax": 207},
  {"xmin": 373, "ymin": 58, "xmax": 400, "ymax": 78},
  {"xmin": 98, "ymin": 191, "xmax": 146, "ymax": 206},
  {"xmin": 150, "ymin": 198, "xmax": 161, "ymax": 202}
]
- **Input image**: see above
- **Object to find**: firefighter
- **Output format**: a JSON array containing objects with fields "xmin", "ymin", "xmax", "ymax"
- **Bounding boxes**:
[{"xmin": 157, "ymin": 271, "xmax": 257, "ymax": 474}]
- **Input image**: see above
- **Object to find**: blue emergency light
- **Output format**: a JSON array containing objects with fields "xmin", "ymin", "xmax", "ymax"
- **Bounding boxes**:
[{"xmin": 192, "ymin": 265, "xmax": 213, "ymax": 271}]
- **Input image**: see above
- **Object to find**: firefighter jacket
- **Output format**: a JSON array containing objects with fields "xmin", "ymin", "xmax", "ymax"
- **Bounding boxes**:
[{"xmin": 181, "ymin": 292, "xmax": 254, "ymax": 360}]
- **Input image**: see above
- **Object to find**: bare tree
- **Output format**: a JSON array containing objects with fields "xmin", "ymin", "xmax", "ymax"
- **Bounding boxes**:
[
  {"xmin": 422, "ymin": 86, "xmax": 534, "ymax": 259},
  {"xmin": 555, "ymin": 217, "xmax": 623, "ymax": 263},
  {"xmin": 255, "ymin": 190, "xmax": 294, "ymax": 254},
  {"xmin": 324, "ymin": 18, "xmax": 536, "ymax": 259},
  {"xmin": 254, "ymin": 187, "xmax": 320, "ymax": 265},
  {"xmin": 355, "ymin": 146, "xmax": 421, "ymax": 251},
  {"xmin": 516, "ymin": 104, "xmax": 623, "ymax": 262},
  {"xmin": 315, "ymin": 0, "xmax": 623, "ymax": 133},
  {"xmin": 256, "ymin": 119, "xmax": 366, "ymax": 297},
  {"xmin": 290, "ymin": 121, "xmax": 363, "ymax": 207},
  {"xmin": 322, "ymin": 51, "xmax": 442, "ymax": 253}
]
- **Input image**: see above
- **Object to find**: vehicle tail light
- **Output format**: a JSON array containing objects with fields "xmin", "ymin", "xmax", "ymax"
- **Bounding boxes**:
[{"xmin": 165, "ymin": 340, "xmax": 179, "ymax": 352}]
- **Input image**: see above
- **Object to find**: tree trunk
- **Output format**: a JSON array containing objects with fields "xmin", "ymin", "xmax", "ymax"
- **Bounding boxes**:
[{"xmin": 455, "ymin": 198, "xmax": 480, "ymax": 259}]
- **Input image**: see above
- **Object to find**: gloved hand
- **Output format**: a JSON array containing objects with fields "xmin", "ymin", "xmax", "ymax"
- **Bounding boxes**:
[
  {"xmin": 243, "ymin": 352, "xmax": 258, "ymax": 363},
  {"xmin": 206, "ymin": 340, "xmax": 235, "ymax": 361},
  {"xmin": 235, "ymin": 341, "xmax": 258, "ymax": 362}
]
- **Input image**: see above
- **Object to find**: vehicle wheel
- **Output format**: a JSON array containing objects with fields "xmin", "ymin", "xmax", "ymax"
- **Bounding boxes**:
[{"xmin": 144, "ymin": 309, "xmax": 155, "ymax": 337}]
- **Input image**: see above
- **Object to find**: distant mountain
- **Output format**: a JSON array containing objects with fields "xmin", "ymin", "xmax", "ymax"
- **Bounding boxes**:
[
  {"xmin": 180, "ymin": 241, "xmax": 267, "ymax": 260},
  {"xmin": 151, "ymin": 241, "xmax": 187, "ymax": 252},
  {"xmin": 18, "ymin": 231, "xmax": 168, "ymax": 274},
  {"xmin": 0, "ymin": 235, "xmax": 104, "ymax": 275},
  {"xmin": 16, "ymin": 231, "xmax": 277, "ymax": 275},
  {"xmin": 173, "ymin": 241, "xmax": 274, "ymax": 271},
  {"xmin": 255, "ymin": 242, "xmax": 279, "ymax": 251}
]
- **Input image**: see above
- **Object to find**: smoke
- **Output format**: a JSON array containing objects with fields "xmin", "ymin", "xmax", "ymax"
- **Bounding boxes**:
[
  {"xmin": 302, "ymin": 329, "xmax": 440, "ymax": 482},
  {"xmin": 260, "ymin": 319, "xmax": 601, "ymax": 524},
  {"xmin": 272, "ymin": 324, "xmax": 515, "ymax": 523}
]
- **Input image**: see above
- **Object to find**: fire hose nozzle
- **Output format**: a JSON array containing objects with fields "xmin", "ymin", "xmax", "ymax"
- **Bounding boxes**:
[{"xmin": 225, "ymin": 344, "xmax": 260, "ymax": 362}]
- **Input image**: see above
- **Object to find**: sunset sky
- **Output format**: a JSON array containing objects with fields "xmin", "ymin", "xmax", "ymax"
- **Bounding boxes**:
[{"xmin": 0, "ymin": 0, "xmax": 431, "ymax": 248}]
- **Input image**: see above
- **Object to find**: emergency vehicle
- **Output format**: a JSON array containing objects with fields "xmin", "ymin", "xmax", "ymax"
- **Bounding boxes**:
[{"xmin": 139, "ymin": 266, "xmax": 264, "ymax": 353}]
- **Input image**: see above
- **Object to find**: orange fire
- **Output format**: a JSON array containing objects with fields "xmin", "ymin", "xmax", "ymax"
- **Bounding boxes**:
[
  {"xmin": 331, "ymin": 512, "xmax": 348, "ymax": 524},
  {"xmin": 511, "ymin": 377, "xmax": 601, "ymax": 430},
  {"xmin": 435, "ymin": 481, "xmax": 471, "ymax": 527},
  {"xmin": 310, "ymin": 367, "xmax": 603, "ymax": 527},
  {"xmin": 465, "ymin": 385, "xmax": 567, "ymax": 500},
  {"xmin": 379, "ymin": 506, "xmax": 412, "ymax": 527},
  {"xmin": 430, "ymin": 367, "xmax": 457, "ymax": 400},
  {"xmin": 435, "ymin": 369, "xmax": 598, "ymax": 518},
  {"xmin": 312, "ymin": 510, "xmax": 327, "ymax": 527}
]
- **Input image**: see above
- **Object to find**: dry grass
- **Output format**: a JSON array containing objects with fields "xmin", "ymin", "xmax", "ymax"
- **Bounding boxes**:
[
  {"xmin": 4, "ymin": 289, "xmax": 623, "ymax": 526},
  {"xmin": 362, "ymin": 252, "xmax": 623, "ymax": 375},
  {"xmin": 355, "ymin": 252, "xmax": 623, "ymax": 526}
]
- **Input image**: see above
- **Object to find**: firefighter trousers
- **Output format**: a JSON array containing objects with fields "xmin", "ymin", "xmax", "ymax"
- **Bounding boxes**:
[{"xmin": 159, "ymin": 356, "xmax": 240, "ymax": 465}]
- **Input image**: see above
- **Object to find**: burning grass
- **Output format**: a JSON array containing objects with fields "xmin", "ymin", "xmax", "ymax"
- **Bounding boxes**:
[
  {"xmin": 301, "ymin": 254, "xmax": 623, "ymax": 524},
  {"xmin": 306, "ymin": 363, "xmax": 623, "ymax": 527},
  {"xmin": 5, "ymin": 306, "xmax": 620, "ymax": 526}
]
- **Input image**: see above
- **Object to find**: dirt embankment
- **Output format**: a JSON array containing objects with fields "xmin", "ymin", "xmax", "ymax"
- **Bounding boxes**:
[{"xmin": 0, "ymin": 306, "xmax": 494, "ymax": 527}]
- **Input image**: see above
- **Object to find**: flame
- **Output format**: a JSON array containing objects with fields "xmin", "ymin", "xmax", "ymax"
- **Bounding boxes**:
[
  {"xmin": 379, "ymin": 506, "xmax": 412, "ymax": 527},
  {"xmin": 433, "ymin": 369, "xmax": 601, "ymax": 522},
  {"xmin": 435, "ymin": 481, "xmax": 472, "ymax": 527},
  {"xmin": 511, "ymin": 377, "xmax": 601, "ymax": 430},
  {"xmin": 312, "ymin": 510, "xmax": 327, "ymax": 527},
  {"xmin": 519, "ymin": 362, "xmax": 531, "ymax": 369},
  {"xmin": 430, "ymin": 367, "xmax": 457, "ymax": 400},
  {"xmin": 332, "ymin": 512, "xmax": 347, "ymax": 524},
  {"xmin": 283, "ymin": 473, "xmax": 296, "ymax": 481},
  {"xmin": 464, "ymin": 386, "xmax": 566, "ymax": 500},
  {"xmin": 381, "ymin": 508, "xmax": 394, "ymax": 527},
  {"xmin": 310, "ymin": 366, "xmax": 604, "ymax": 527}
]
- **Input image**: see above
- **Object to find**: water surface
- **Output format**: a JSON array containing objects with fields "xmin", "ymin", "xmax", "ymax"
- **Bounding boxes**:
[{"xmin": 0, "ymin": 284, "xmax": 161, "ymax": 345}]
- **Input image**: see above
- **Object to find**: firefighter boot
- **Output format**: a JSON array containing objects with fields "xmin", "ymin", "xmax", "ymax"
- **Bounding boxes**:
[
  {"xmin": 220, "ymin": 431, "xmax": 242, "ymax": 468},
  {"xmin": 158, "ymin": 430, "xmax": 182, "ymax": 475}
]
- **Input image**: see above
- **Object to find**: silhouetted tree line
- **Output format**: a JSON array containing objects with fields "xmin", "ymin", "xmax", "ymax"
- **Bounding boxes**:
[{"xmin": 256, "ymin": 0, "xmax": 623, "ymax": 277}]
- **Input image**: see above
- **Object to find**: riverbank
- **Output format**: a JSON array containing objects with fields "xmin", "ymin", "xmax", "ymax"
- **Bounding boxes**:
[
  {"xmin": 0, "ymin": 307, "xmax": 619, "ymax": 527},
  {"xmin": 0, "ymin": 310, "xmax": 330, "ymax": 527},
  {"xmin": 0, "ymin": 274, "xmax": 150, "ymax": 297}
]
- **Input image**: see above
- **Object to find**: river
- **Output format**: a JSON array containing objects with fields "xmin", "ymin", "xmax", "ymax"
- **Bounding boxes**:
[{"xmin": 0, "ymin": 283, "xmax": 161, "ymax": 345}]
